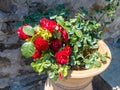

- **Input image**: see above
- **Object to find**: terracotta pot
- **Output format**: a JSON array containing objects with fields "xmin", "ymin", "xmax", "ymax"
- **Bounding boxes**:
[{"xmin": 44, "ymin": 40, "xmax": 112, "ymax": 90}]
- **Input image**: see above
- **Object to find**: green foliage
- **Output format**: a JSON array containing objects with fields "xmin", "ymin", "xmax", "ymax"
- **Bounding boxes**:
[
  {"xmin": 16, "ymin": 4, "xmax": 70, "ymax": 27},
  {"xmin": 117, "ymin": 38, "xmax": 120, "ymax": 43},
  {"xmin": 97, "ymin": 0, "xmax": 119, "ymax": 28},
  {"xmin": 74, "ymin": 30, "xmax": 83, "ymax": 38},
  {"xmin": 54, "ymin": 12, "xmax": 109, "ymax": 70},
  {"xmin": 56, "ymin": 16, "xmax": 65, "ymax": 26}
]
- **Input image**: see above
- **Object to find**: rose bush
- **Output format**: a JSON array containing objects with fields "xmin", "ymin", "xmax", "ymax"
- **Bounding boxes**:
[
  {"xmin": 17, "ymin": 0, "xmax": 119, "ymax": 81},
  {"xmin": 18, "ymin": 16, "xmax": 106, "ymax": 80}
]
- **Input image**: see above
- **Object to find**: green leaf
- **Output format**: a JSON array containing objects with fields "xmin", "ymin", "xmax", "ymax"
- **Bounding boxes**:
[
  {"xmin": 38, "ymin": 65, "xmax": 44, "ymax": 73},
  {"xmin": 31, "ymin": 62, "xmax": 36, "ymax": 68},
  {"xmin": 105, "ymin": 0, "xmax": 111, "ymax": 1},
  {"xmin": 76, "ymin": 41, "xmax": 81, "ymax": 47},
  {"xmin": 23, "ymin": 26, "xmax": 34, "ymax": 36},
  {"xmin": 85, "ymin": 64, "xmax": 93, "ymax": 69},
  {"xmin": 79, "ymin": 7, "xmax": 88, "ymax": 17},
  {"xmin": 65, "ymin": 21, "xmax": 71, "ymax": 26},
  {"xmin": 70, "ymin": 18, "xmax": 77, "ymax": 23},
  {"xmin": 117, "ymin": 38, "xmax": 120, "ymax": 43},
  {"xmin": 21, "ymin": 42, "xmax": 36, "ymax": 58},
  {"xmin": 76, "ymin": 54, "xmax": 83, "ymax": 59},
  {"xmin": 54, "ymin": 31, "xmax": 61, "ymax": 39},
  {"xmin": 84, "ymin": 59, "xmax": 90, "ymax": 64},
  {"xmin": 75, "ymin": 60, "xmax": 81, "ymax": 65},
  {"xmin": 73, "ymin": 45, "xmax": 78, "ymax": 53},
  {"xmin": 31, "ymin": 61, "xmax": 44, "ymax": 73},
  {"xmin": 15, "ymin": 21, "xmax": 23, "ymax": 28},
  {"xmin": 105, "ymin": 53, "xmax": 110, "ymax": 59},
  {"xmin": 63, "ymin": 69, "xmax": 68, "ymax": 77},
  {"xmin": 34, "ymin": 25, "xmax": 40, "ymax": 32},
  {"xmin": 70, "ymin": 56, "xmax": 75, "ymax": 66},
  {"xmin": 92, "ymin": 44, "xmax": 98, "ymax": 49},
  {"xmin": 100, "ymin": 56, "xmax": 107, "ymax": 62},
  {"xmin": 49, "ymin": 72, "xmax": 55, "ymax": 79},
  {"xmin": 58, "ymin": 67, "xmax": 64, "ymax": 72},
  {"xmin": 43, "ymin": 54, "xmax": 51, "ymax": 60},
  {"xmin": 71, "ymin": 37, "xmax": 77, "ymax": 43},
  {"xmin": 94, "ymin": 61, "xmax": 101, "ymax": 67},
  {"xmin": 44, "ymin": 60, "xmax": 51, "ymax": 68},
  {"xmin": 51, "ymin": 64, "xmax": 58, "ymax": 70},
  {"xmin": 74, "ymin": 30, "xmax": 82, "ymax": 38},
  {"xmin": 50, "ymin": 15, "xmax": 57, "ymax": 19},
  {"xmin": 56, "ymin": 16, "xmax": 64, "ymax": 26},
  {"xmin": 71, "ymin": 56, "xmax": 75, "ymax": 61},
  {"xmin": 97, "ymin": 52, "xmax": 107, "ymax": 62}
]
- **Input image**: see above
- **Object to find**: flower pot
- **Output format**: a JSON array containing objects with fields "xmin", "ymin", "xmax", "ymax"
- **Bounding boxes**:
[{"xmin": 44, "ymin": 40, "xmax": 112, "ymax": 90}]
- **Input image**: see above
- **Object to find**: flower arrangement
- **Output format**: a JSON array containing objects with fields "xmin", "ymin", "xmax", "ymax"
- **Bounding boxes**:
[{"xmin": 17, "ymin": 0, "xmax": 119, "ymax": 81}]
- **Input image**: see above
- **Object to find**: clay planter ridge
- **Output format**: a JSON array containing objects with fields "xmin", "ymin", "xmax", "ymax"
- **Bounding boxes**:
[{"xmin": 44, "ymin": 40, "xmax": 112, "ymax": 90}]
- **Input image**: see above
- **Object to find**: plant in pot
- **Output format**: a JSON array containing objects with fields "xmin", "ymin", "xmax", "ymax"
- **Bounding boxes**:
[{"xmin": 17, "ymin": 0, "xmax": 119, "ymax": 90}]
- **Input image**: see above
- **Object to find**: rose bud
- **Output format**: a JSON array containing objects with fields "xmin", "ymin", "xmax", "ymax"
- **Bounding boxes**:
[{"xmin": 61, "ymin": 29, "xmax": 68, "ymax": 41}]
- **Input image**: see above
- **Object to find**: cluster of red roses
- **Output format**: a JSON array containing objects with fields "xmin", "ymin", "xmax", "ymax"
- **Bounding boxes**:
[{"xmin": 17, "ymin": 18, "xmax": 71, "ymax": 65}]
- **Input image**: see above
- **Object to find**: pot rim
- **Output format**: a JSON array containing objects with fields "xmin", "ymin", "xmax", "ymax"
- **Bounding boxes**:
[{"xmin": 69, "ymin": 40, "xmax": 112, "ymax": 78}]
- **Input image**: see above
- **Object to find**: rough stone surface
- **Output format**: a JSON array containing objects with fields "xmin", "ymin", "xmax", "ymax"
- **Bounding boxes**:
[
  {"xmin": 0, "ymin": 0, "xmax": 14, "ymax": 12},
  {"xmin": 10, "ymin": 73, "xmax": 47, "ymax": 90},
  {"xmin": 0, "ymin": 23, "xmax": 7, "ymax": 31},
  {"xmin": 0, "ymin": 57, "xmax": 11, "ymax": 69},
  {"xmin": 0, "ymin": 78, "xmax": 10, "ymax": 89},
  {"xmin": 0, "ymin": 31, "xmax": 6, "ymax": 41},
  {"xmin": 0, "ymin": 0, "xmax": 120, "ymax": 89},
  {"xmin": 0, "ymin": 49, "xmax": 33, "ymax": 88},
  {"xmin": 3, "ymin": 34, "xmax": 19, "ymax": 45},
  {"xmin": 0, "ymin": 11, "xmax": 20, "ymax": 22}
]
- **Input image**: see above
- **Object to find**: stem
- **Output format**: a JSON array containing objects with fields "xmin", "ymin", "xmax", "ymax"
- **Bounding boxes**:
[
  {"xmin": 84, "ymin": 53, "xmax": 91, "ymax": 58},
  {"xmin": 97, "ymin": 12, "xmax": 106, "ymax": 22},
  {"xmin": 31, "ymin": 31, "xmax": 41, "ymax": 41},
  {"xmin": 97, "ymin": 0, "xmax": 115, "ymax": 22}
]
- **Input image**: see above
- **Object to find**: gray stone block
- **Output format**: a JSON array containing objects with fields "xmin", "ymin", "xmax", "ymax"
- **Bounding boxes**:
[{"xmin": 10, "ymin": 73, "xmax": 47, "ymax": 90}]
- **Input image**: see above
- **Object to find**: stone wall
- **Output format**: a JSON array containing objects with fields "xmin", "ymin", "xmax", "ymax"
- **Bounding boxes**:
[{"xmin": 0, "ymin": 0, "xmax": 120, "ymax": 89}]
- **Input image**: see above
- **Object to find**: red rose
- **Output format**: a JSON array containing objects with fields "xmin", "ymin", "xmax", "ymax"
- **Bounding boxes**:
[
  {"xmin": 55, "ymin": 51, "xmax": 69, "ymax": 65},
  {"xmin": 61, "ymin": 29, "xmax": 68, "ymax": 41},
  {"xmin": 50, "ymin": 39, "xmax": 62, "ymax": 52},
  {"xmin": 32, "ymin": 49, "xmax": 42, "ymax": 59},
  {"xmin": 56, "ymin": 24, "xmax": 63, "ymax": 32},
  {"xmin": 17, "ymin": 25, "xmax": 31, "ymax": 39},
  {"xmin": 64, "ymin": 45, "xmax": 71, "ymax": 55},
  {"xmin": 59, "ymin": 72, "xmax": 63, "ymax": 79},
  {"xmin": 40, "ymin": 18, "xmax": 57, "ymax": 33},
  {"xmin": 34, "ymin": 36, "xmax": 49, "ymax": 51}
]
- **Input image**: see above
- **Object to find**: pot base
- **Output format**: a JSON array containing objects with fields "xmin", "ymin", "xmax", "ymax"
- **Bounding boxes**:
[{"xmin": 44, "ymin": 78, "xmax": 93, "ymax": 90}]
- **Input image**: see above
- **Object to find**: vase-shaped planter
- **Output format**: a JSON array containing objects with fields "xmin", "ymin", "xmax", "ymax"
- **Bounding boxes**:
[{"xmin": 44, "ymin": 40, "xmax": 112, "ymax": 90}]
